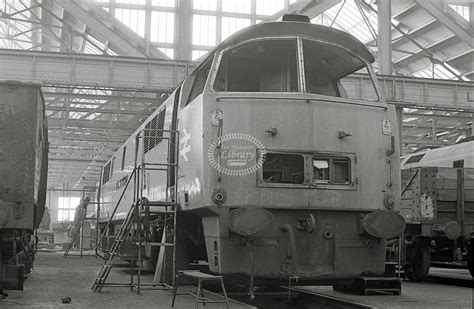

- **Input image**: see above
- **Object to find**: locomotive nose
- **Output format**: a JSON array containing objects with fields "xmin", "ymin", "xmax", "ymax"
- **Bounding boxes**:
[{"xmin": 361, "ymin": 210, "xmax": 406, "ymax": 239}]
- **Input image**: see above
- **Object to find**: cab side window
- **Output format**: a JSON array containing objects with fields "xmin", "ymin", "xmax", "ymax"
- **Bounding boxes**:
[
  {"xmin": 313, "ymin": 156, "xmax": 351, "ymax": 185},
  {"xmin": 183, "ymin": 58, "xmax": 213, "ymax": 106}
]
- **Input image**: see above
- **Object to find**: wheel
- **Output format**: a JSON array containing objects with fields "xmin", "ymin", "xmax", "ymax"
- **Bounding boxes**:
[
  {"xmin": 468, "ymin": 261, "xmax": 474, "ymax": 277},
  {"xmin": 405, "ymin": 245, "xmax": 430, "ymax": 282},
  {"xmin": 333, "ymin": 280, "xmax": 354, "ymax": 292},
  {"xmin": 467, "ymin": 241, "xmax": 474, "ymax": 277}
]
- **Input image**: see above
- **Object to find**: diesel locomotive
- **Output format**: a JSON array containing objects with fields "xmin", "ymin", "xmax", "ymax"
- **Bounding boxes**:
[
  {"xmin": 0, "ymin": 81, "xmax": 48, "ymax": 293},
  {"xmin": 98, "ymin": 16, "xmax": 405, "ymax": 288}
]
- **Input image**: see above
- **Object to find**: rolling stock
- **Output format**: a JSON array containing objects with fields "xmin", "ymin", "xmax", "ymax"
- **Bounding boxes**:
[
  {"xmin": 0, "ymin": 81, "xmax": 48, "ymax": 293},
  {"xmin": 98, "ymin": 16, "xmax": 405, "ymax": 289},
  {"xmin": 401, "ymin": 140, "xmax": 474, "ymax": 169},
  {"xmin": 400, "ymin": 140, "xmax": 474, "ymax": 280}
]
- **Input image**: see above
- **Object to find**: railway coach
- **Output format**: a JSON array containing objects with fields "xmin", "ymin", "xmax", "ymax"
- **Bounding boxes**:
[{"xmin": 0, "ymin": 81, "xmax": 48, "ymax": 294}]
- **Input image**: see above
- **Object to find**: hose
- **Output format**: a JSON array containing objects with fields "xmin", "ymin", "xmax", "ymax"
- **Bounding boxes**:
[{"xmin": 246, "ymin": 240, "xmax": 255, "ymax": 300}]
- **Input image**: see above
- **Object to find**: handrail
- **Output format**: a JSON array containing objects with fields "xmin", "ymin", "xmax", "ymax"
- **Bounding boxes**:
[{"xmin": 96, "ymin": 167, "xmax": 136, "ymax": 254}]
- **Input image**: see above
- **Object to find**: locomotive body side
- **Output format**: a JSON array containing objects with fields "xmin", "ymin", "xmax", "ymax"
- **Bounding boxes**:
[
  {"xmin": 98, "ymin": 91, "xmax": 177, "ymax": 224},
  {"xmin": 0, "ymin": 81, "xmax": 48, "ymax": 291}
]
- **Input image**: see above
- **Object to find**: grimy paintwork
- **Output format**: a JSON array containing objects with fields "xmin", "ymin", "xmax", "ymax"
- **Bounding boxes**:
[
  {"xmin": 99, "ymin": 21, "xmax": 402, "ymax": 284},
  {"xmin": 0, "ymin": 82, "xmax": 47, "ymax": 230},
  {"xmin": 0, "ymin": 81, "xmax": 48, "ymax": 290}
]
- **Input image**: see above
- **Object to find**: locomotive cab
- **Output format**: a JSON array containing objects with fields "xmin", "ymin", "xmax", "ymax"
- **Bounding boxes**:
[
  {"xmin": 98, "ymin": 20, "xmax": 405, "ymax": 289},
  {"xmin": 176, "ymin": 21, "xmax": 405, "ymax": 285}
]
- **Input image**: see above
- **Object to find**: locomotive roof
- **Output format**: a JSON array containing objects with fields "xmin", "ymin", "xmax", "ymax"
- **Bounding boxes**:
[
  {"xmin": 401, "ymin": 140, "xmax": 474, "ymax": 169},
  {"xmin": 212, "ymin": 21, "xmax": 375, "ymax": 63},
  {"xmin": 0, "ymin": 80, "xmax": 42, "ymax": 87}
]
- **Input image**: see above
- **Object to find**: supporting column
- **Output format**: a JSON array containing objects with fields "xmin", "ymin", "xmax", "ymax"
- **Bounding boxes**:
[
  {"xmin": 145, "ymin": 0, "xmax": 152, "ymax": 56},
  {"xmin": 470, "ymin": 2, "xmax": 474, "ymax": 34},
  {"xmin": 31, "ymin": 0, "xmax": 41, "ymax": 51},
  {"xmin": 176, "ymin": 0, "xmax": 192, "ymax": 61},
  {"xmin": 40, "ymin": 0, "xmax": 62, "ymax": 52},
  {"xmin": 377, "ymin": 0, "xmax": 392, "ymax": 75},
  {"xmin": 396, "ymin": 107, "xmax": 403, "ymax": 153},
  {"xmin": 377, "ymin": 1, "xmax": 401, "ymax": 152},
  {"xmin": 471, "ymin": 113, "xmax": 474, "ymax": 137}
]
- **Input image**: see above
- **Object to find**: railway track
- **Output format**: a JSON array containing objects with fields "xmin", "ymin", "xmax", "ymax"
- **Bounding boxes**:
[
  {"xmin": 225, "ymin": 286, "xmax": 374, "ymax": 309},
  {"xmin": 209, "ymin": 274, "xmax": 473, "ymax": 309},
  {"xmin": 426, "ymin": 268, "xmax": 473, "ymax": 288}
]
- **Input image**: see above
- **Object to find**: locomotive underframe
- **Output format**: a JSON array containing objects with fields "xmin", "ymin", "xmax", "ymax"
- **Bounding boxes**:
[
  {"xmin": 100, "ymin": 206, "xmax": 396, "ymax": 286},
  {"xmin": 203, "ymin": 208, "xmax": 387, "ymax": 281},
  {"xmin": 0, "ymin": 229, "xmax": 35, "ymax": 292}
]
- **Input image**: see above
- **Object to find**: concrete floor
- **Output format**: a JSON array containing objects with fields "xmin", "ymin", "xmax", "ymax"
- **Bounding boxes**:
[
  {"xmin": 1, "ymin": 252, "xmax": 252, "ymax": 309},
  {"xmin": 2, "ymin": 252, "xmax": 473, "ymax": 308},
  {"xmin": 303, "ymin": 269, "xmax": 473, "ymax": 309}
]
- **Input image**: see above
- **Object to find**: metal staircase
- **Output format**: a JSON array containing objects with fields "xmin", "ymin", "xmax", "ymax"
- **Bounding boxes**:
[{"xmin": 91, "ymin": 125, "xmax": 179, "ymax": 293}]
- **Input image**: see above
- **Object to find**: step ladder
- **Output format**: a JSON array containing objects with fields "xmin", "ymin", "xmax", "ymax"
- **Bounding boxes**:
[
  {"xmin": 63, "ymin": 198, "xmax": 88, "ymax": 257},
  {"xmin": 91, "ymin": 199, "xmax": 138, "ymax": 292},
  {"xmin": 92, "ymin": 125, "xmax": 180, "ymax": 294},
  {"xmin": 63, "ymin": 186, "xmax": 100, "ymax": 258},
  {"xmin": 63, "ymin": 234, "xmax": 79, "ymax": 257},
  {"xmin": 64, "ymin": 188, "xmax": 99, "ymax": 258}
]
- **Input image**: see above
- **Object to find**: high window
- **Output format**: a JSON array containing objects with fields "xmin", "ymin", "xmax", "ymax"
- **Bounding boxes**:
[
  {"xmin": 214, "ymin": 39, "xmax": 298, "ymax": 92},
  {"xmin": 221, "ymin": 17, "xmax": 251, "ymax": 40},
  {"xmin": 58, "ymin": 197, "xmax": 81, "ymax": 222}
]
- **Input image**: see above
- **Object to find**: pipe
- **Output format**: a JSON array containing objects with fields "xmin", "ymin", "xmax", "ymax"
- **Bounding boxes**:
[
  {"xmin": 280, "ymin": 224, "xmax": 298, "ymax": 275},
  {"xmin": 246, "ymin": 241, "xmax": 255, "ymax": 300}
]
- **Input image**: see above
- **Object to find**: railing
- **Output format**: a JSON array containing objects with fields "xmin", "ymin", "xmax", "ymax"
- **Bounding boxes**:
[{"xmin": 0, "ymin": 49, "xmax": 472, "ymax": 111}]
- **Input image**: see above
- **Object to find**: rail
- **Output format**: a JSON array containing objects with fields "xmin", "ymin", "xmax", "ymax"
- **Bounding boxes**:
[{"xmin": 225, "ymin": 286, "xmax": 375, "ymax": 309}]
